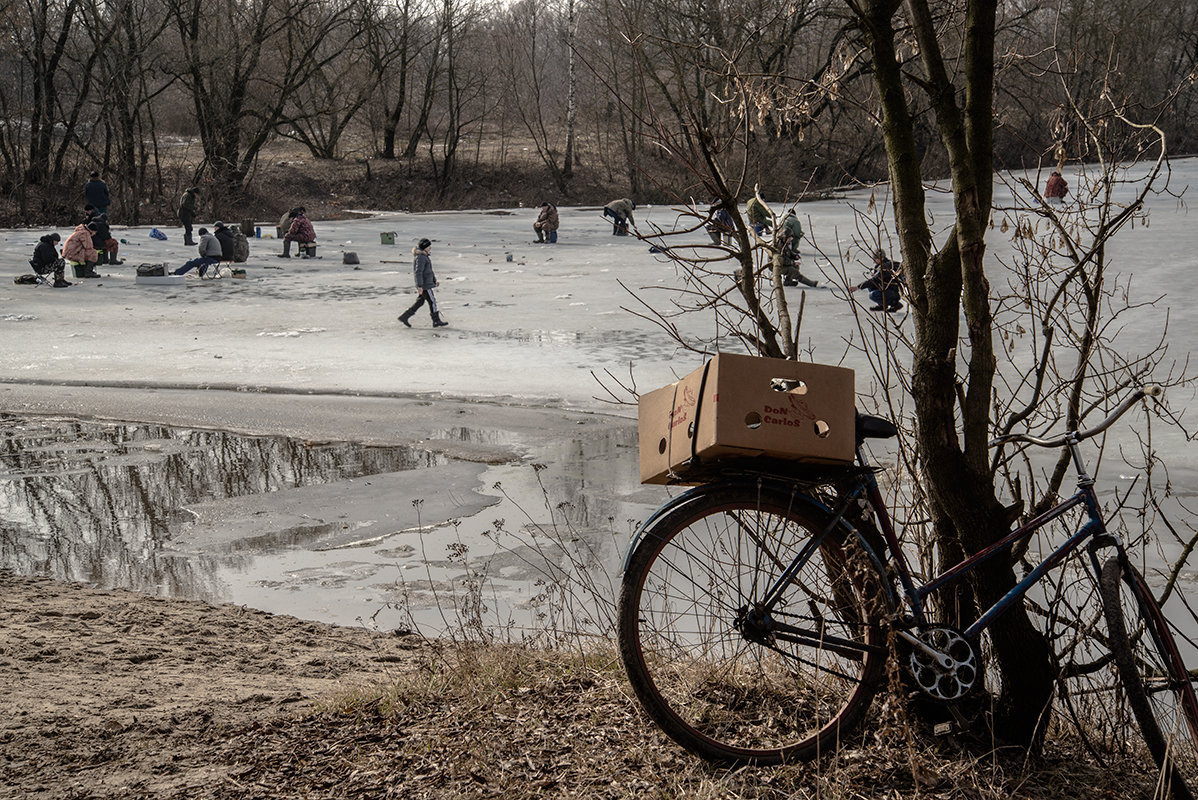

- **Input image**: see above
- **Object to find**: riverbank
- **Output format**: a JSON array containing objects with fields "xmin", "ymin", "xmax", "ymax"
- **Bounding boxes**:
[{"xmin": 1, "ymin": 569, "xmax": 1163, "ymax": 799}]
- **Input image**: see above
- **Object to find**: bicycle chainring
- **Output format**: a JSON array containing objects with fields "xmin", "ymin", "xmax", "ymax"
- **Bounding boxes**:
[{"xmin": 906, "ymin": 626, "xmax": 979, "ymax": 701}]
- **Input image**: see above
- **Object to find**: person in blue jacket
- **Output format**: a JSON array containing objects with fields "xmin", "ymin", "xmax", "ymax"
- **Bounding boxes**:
[
  {"xmin": 398, "ymin": 238, "xmax": 448, "ymax": 328},
  {"xmin": 84, "ymin": 171, "xmax": 110, "ymax": 214}
]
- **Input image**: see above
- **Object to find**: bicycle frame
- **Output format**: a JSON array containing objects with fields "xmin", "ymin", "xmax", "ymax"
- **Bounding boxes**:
[{"xmin": 848, "ymin": 460, "xmax": 1112, "ymax": 641}]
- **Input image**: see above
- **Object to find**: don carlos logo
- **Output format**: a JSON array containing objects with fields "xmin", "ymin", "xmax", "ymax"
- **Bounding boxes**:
[
  {"xmin": 668, "ymin": 384, "xmax": 698, "ymax": 430},
  {"xmin": 762, "ymin": 392, "xmax": 816, "ymax": 428}
]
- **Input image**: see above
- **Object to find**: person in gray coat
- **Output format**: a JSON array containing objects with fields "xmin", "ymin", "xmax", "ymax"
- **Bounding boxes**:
[
  {"xmin": 172, "ymin": 227, "xmax": 222, "ymax": 277},
  {"xmin": 398, "ymin": 238, "xmax": 448, "ymax": 328}
]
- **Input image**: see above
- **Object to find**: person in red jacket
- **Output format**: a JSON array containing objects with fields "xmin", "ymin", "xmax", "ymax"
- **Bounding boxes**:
[
  {"xmin": 1045, "ymin": 171, "xmax": 1068, "ymax": 202},
  {"xmin": 280, "ymin": 208, "xmax": 316, "ymax": 257}
]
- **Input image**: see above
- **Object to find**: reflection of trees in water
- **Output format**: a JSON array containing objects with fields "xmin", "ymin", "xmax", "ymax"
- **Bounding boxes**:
[{"xmin": 0, "ymin": 415, "xmax": 437, "ymax": 600}]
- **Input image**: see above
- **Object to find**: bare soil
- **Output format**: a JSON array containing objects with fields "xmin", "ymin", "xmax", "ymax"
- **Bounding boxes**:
[{"xmin": 0, "ymin": 570, "xmax": 1166, "ymax": 799}]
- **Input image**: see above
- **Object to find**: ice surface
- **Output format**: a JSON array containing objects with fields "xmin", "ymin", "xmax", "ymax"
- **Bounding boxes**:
[
  {"xmin": 1, "ymin": 159, "xmax": 1195, "ymax": 633},
  {"xmin": 0, "ymin": 162, "xmax": 1193, "ymax": 416}
]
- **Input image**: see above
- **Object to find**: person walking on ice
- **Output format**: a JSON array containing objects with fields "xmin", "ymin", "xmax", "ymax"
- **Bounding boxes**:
[{"xmin": 398, "ymin": 238, "xmax": 448, "ymax": 328}]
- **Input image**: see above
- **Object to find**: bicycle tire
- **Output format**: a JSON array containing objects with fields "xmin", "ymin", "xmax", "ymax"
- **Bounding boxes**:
[
  {"xmin": 1101, "ymin": 557, "xmax": 1198, "ymax": 799},
  {"xmin": 617, "ymin": 484, "xmax": 887, "ymax": 764}
]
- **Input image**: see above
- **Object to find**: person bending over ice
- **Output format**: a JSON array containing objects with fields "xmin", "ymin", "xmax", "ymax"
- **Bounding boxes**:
[{"xmin": 853, "ymin": 248, "xmax": 905, "ymax": 312}]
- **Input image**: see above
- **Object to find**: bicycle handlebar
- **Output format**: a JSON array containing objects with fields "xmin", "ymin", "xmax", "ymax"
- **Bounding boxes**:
[{"xmin": 989, "ymin": 385, "xmax": 1162, "ymax": 449}]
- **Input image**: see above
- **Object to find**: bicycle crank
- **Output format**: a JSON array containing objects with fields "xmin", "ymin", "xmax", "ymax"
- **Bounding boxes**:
[{"xmin": 905, "ymin": 627, "xmax": 979, "ymax": 701}]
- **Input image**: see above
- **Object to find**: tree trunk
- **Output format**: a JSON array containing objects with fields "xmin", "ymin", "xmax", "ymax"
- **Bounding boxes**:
[{"xmin": 857, "ymin": 0, "xmax": 1056, "ymax": 748}]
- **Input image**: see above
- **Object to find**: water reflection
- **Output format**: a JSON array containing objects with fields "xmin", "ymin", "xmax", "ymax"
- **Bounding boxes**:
[{"xmin": 0, "ymin": 415, "xmax": 441, "ymax": 601}]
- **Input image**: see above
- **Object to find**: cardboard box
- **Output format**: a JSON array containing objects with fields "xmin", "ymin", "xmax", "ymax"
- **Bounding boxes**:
[{"xmin": 638, "ymin": 354, "xmax": 855, "ymax": 484}]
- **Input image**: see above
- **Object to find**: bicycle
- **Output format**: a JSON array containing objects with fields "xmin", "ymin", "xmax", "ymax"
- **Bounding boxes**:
[{"xmin": 617, "ymin": 385, "xmax": 1198, "ymax": 796}]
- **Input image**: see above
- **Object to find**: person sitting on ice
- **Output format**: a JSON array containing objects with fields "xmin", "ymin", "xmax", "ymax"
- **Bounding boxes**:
[
  {"xmin": 84, "ymin": 205, "xmax": 121, "ymax": 265},
  {"xmin": 213, "ymin": 221, "xmax": 236, "ymax": 262},
  {"xmin": 62, "ymin": 221, "xmax": 100, "ymax": 278},
  {"xmin": 172, "ymin": 227, "xmax": 222, "ymax": 277},
  {"xmin": 533, "ymin": 202, "xmax": 559, "ymax": 243},
  {"xmin": 280, "ymin": 207, "xmax": 316, "ymax": 257},
  {"xmin": 30, "ymin": 232, "xmax": 71, "ymax": 287}
]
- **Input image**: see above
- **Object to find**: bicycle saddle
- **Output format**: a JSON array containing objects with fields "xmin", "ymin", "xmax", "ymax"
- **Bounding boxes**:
[{"xmin": 856, "ymin": 413, "xmax": 897, "ymax": 443}]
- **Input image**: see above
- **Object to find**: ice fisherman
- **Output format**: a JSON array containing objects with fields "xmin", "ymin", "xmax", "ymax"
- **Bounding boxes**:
[
  {"xmin": 280, "ymin": 208, "xmax": 316, "ymax": 258},
  {"xmin": 214, "ymin": 221, "xmax": 236, "ymax": 262},
  {"xmin": 705, "ymin": 201, "xmax": 735, "ymax": 246},
  {"xmin": 777, "ymin": 208, "xmax": 817, "ymax": 287},
  {"xmin": 534, "ymin": 202, "xmax": 559, "ymax": 243},
  {"xmin": 172, "ymin": 227, "xmax": 222, "ymax": 277},
  {"xmin": 29, "ymin": 233, "xmax": 70, "ymax": 287},
  {"xmin": 853, "ymin": 248, "xmax": 905, "ymax": 312},
  {"xmin": 398, "ymin": 238, "xmax": 448, "ymax": 328},
  {"xmin": 746, "ymin": 196, "xmax": 771, "ymax": 235},
  {"xmin": 62, "ymin": 221, "xmax": 100, "ymax": 278},
  {"xmin": 603, "ymin": 198, "xmax": 635, "ymax": 235},
  {"xmin": 84, "ymin": 205, "xmax": 121, "ymax": 265},
  {"xmin": 178, "ymin": 186, "xmax": 200, "ymax": 246},
  {"xmin": 1045, "ymin": 171, "xmax": 1069, "ymax": 203}
]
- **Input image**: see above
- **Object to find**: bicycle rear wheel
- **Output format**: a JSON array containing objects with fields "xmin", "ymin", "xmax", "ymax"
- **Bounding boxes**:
[
  {"xmin": 617, "ymin": 485, "xmax": 887, "ymax": 764},
  {"xmin": 1101, "ymin": 557, "xmax": 1198, "ymax": 799}
]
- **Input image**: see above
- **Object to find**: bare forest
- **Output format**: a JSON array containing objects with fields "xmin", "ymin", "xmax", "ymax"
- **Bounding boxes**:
[{"xmin": 1, "ymin": 0, "xmax": 1196, "ymax": 225}]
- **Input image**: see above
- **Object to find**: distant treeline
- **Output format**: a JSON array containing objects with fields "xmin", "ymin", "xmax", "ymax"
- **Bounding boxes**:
[{"xmin": 2, "ymin": 0, "xmax": 1194, "ymax": 221}]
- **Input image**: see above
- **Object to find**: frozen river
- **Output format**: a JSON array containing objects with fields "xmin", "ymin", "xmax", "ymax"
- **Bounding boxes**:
[{"xmin": 0, "ymin": 158, "xmax": 1195, "ymax": 638}]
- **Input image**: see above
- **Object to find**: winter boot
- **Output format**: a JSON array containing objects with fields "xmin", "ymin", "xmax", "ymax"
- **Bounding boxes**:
[
  {"xmin": 184, "ymin": 235, "xmax": 196, "ymax": 247},
  {"xmin": 432, "ymin": 313, "xmax": 448, "ymax": 328},
  {"xmin": 398, "ymin": 311, "xmax": 413, "ymax": 328}
]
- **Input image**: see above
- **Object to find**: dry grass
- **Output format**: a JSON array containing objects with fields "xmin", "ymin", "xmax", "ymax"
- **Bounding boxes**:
[{"xmin": 210, "ymin": 641, "xmax": 1164, "ymax": 800}]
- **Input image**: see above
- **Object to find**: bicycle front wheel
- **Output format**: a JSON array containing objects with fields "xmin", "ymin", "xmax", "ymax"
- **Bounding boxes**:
[
  {"xmin": 617, "ymin": 485, "xmax": 887, "ymax": 764},
  {"xmin": 1101, "ymin": 557, "xmax": 1198, "ymax": 799}
]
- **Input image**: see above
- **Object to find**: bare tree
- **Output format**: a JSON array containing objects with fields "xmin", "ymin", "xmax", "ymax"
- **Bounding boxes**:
[
  {"xmin": 494, "ymin": 0, "xmax": 573, "ymax": 194},
  {"xmin": 166, "ymin": 0, "xmax": 357, "ymax": 189}
]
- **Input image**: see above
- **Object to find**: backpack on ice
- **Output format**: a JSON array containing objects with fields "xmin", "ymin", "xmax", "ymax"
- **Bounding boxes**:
[
  {"xmin": 137, "ymin": 264, "xmax": 165, "ymax": 277},
  {"xmin": 232, "ymin": 228, "xmax": 249, "ymax": 262}
]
